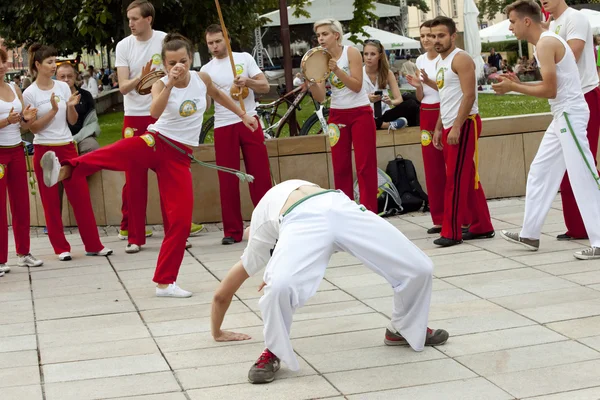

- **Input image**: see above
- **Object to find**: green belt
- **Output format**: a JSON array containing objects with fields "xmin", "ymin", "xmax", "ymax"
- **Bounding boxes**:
[{"xmin": 282, "ymin": 189, "xmax": 339, "ymax": 217}]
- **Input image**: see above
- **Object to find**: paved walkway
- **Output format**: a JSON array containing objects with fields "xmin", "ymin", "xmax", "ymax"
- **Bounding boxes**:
[{"xmin": 2, "ymin": 196, "xmax": 600, "ymax": 400}]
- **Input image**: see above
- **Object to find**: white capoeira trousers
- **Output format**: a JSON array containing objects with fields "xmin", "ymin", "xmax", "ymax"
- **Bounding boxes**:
[
  {"xmin": 258, "ymin": 191, "xmax": 434, "ymax": 371},
  {"xmin": 521, "ymin": 109, "xmax": 600, "ymax": 247}
]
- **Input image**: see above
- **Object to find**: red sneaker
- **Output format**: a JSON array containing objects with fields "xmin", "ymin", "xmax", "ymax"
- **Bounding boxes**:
[
  {"xmin": 248, "ymin": 348, "xmax": 281, "ymax": 384},
  {"xmin": 384, "ymin": 327, "xmax": 449, "ymax": 346}
]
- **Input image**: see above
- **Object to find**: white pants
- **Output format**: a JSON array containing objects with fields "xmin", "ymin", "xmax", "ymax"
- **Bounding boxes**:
[
  {"xmin": 521, "ymin": 109, "xmax": 600, "ymax": 247},
  {"xmin": 258, "ymin": 191, "xmax": 434, "ymax": 371}
]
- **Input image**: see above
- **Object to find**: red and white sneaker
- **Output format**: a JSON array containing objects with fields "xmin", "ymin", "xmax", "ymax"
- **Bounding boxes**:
[
  {"xmin": 384, "ymin": 326, "xmax": 449, "ymax": 346},
  {"xmin": 248, "ymin": 348, "xmax": 280, "ymax": 384}
]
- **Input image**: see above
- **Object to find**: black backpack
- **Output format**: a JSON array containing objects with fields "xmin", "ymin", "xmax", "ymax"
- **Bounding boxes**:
[{"xmin": 385, "ymin": 155, "xmax": 429, "ymax": 213}]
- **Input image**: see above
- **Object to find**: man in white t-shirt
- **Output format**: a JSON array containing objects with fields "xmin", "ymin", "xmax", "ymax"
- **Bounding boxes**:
[
  {"xmin": 115, "ymin": 0, "xmax": 201, "ymax": 253},
  {"xmin": 209, "ymin": 180, "xmax": 448, "ymax": 384},
  {"xmin": 200, "ymin": 24, "xmax": 272, "ymax": 245},
  {"xmin": 545, "ymin": 0, "xmax": 600, "ymax": 242}
]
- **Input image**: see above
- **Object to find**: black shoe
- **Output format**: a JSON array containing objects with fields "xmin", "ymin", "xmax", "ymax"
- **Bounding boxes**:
[
  {"xmin": 427, "ymin": 226, "xmax": 442, "ymax": 234},
  {"xmin": 462, "ymin": 226, "xmax": 469, "ymax": 234},
  {"xmin": 463, "ymin": 230, "xmax": 495, "ymax": 240},
  {"xmin": 221, "ymin": 237, "xmax": 236, "ymax": 245},
  {"xmin": 557, "ymin": 233, "xmax": 587, "ymax": 241},
  {"xmin": 433, "ymin": 237, "xmax": 463, "ymax": 247}
]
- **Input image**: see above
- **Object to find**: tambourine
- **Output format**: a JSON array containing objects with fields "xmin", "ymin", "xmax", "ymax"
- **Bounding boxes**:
[
  {"xmin": 230, "ymin": 85, "xmax": 249, "ymax": 101},
  {"xmin": 301, "ymin": 47, "xmax": 332, "ymax": 83},
  {"xmin": 136, "ymin": 70, "xmax": 166, "ymax": 95}
]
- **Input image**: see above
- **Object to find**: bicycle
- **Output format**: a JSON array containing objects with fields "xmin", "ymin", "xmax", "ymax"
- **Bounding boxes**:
[{"xmin": 199, "ymin": 85, "xmax": 330, "ymax": 144}]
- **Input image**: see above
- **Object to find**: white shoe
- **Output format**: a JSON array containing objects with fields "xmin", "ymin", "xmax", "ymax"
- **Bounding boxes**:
[
  {"xmin": 574, "ymin": 247, "xmax": 600, "ymax": 260},
  {"xmin": 125, "ymin": 244, "xmax": 140, "ymax": 254},
  {"xmin": 16, "ymin": 254, "xmax": 43, "ymax": 268},
  {"xmin": 41, "ymin": 151, "xmax": 61, "ymax": 187},
  {"xmin": 155, "ymin": 283, "xmax": 192, "ymax": 298},
  {"xmin": 0, "ymin": 270, "xmax": 4, "ymax": 277},
  {"xmin": 86, "ymin": 247, "xmax": 113, "ymax": 256},
  {"xmin": 58, "ymin": 252, "xmax": 72, "ymax": 261},
  {"xmin": 185, "ymin": 241, "xmax": 192, "ymax": 249},
  {"xmin": 0, "ymin": 264, "xmax": 10, "ymax": 273}
]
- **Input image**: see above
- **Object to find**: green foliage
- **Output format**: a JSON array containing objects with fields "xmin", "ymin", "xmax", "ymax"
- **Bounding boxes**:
[{"xmin": 478, "ymin": 0, "xmax": 588, "ymax": 21}]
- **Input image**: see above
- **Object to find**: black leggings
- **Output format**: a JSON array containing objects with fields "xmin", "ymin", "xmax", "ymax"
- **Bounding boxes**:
[{"xmin": 374, "ymin": 99, "xmax": 420, "ymax": 129}]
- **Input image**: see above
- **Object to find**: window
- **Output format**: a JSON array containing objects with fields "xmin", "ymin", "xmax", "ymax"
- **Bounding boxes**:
[
  {"xmin": 451, "ymin": 0, "xmax": 458, "ymax": 17},
  {"xmin": 421, "ymin": 11, "xmax": 427, "ymax": 21}
]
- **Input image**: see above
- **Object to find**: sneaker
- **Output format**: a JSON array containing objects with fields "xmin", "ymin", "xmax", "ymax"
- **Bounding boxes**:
[
  {"xmin": 557, "ymin": 233, "xmax": 586, "ymax": 241},
  {"xmin": 155, "ymin": 282, "xmax": 192, "ymax": 298},
  {"xmin": 189, "ymin": 223, "xmax": 205, "ymax": 237},
  {"xmin": 574, "ymin": 247, "xmax": 600, "ymax": 260},
  {"xmin": 0, "ymin": 264, "xmax": 10, "ymax": 273},
  {"xmin": 185, "ymin": 241, "xmax": 192, "ymax": 249},
  {"xmin": 58, "ymin": 252, "xmax": 72, "ymax": 261},
  {"xmin": 222, "ymin": 236, "xmax": 236, "ymax": 245},
  {"xmin": 462, "ymin": 230, "xmax": 495, "ymax": 240},
  {"xmin": 43, "ymin": 227, "xmax": 48, "ymax": 235},
  {"xmin": 0, "ymin": 270, "xmax": 4, "ymax": 277},
  {"xmin": 248, "ymin": 349, "xmax": 281, "ymax": 384},
  {"xmin": 118, "ymin": 230, "xmax": 153, "ymax": 240},
  {"xmin": 86, "ymin": 247, "xmax": 113, "ymax": 256},
  {"xmin": 388, "ymin": 117, "xmax": 408, "ymax": 132},
  {"xmin": 16, "ymin": 254, "xmax": 43, "ymax": 268},
  {"xmin": 433, "ymin": 237, "xmax": 463, "ymax": 247},
  {"xmin": 40, "ymin": 151, "xmax": 60, "ymax": 187},
  {"xmin": 499, "ymin": 230, "xmax": 539, "ymax": 251},
  {"xmin": 384, "ymin": 326, "xmax": 449, "ymax": 346},
  {"xmin": 125, "ymin": 244, "xmax": 140, "ymax": 254}
]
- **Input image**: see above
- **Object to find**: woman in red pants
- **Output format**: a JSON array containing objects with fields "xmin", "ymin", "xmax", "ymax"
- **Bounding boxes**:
[
  {"xmin": 309, "ymin": 18, "xmax": 378, "ymax": 213},
  {"xmin": 40, "ymin": 33, "xmax": 257, "ymax": 298},
  {"xmin": 0, "ymin": 48, "xmax": 44, "ymax": 274},
  {"xmin": 23, "ymin": 44, "xmax": 111, "ymax": 261}
]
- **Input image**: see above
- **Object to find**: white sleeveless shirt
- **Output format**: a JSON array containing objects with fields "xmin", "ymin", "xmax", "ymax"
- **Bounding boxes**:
[
  {"xmin": 0, "ymin": 83, "xmax": 23, "ymax": 146},
  {"xmin": 147, "ymin": 72, "xmax": 207, "ymax": 147},
  {"xmin": 362, "ymin": 66, "xmax": 390, "ymax": 114},
  {"xmin": 329, "ymin": 46, "xmax": 370, "ymax": 110},
  {"xmin": 415, "ymin": 53, "xmax": 441, "ymax": 105},
  {"xmin": 436, "ymin": 47, "xmax": 478, "ymax": 129},
  {"xmin": 535, "ymin": 31, "xmax": 587, "ymax": 117}
]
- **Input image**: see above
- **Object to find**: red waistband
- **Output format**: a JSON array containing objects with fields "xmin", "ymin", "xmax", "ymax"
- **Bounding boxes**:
[{"xmin": 329, "ymin": 105, "xmax": 373, "ymax": 114}]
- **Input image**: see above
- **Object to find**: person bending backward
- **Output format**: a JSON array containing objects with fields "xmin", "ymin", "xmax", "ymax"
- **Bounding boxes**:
[
  {"xmin": 362, "ymin": 39, "xmax": 418, "ymax": 130},
  {"xmin": 308, "ymin": 19, "xmax": 378, "ymax": 213},
  {"xmin": 210, "ymin": 180, "xmax": 449, "ymax": 384},
  {"xmin": 544, "ymin": 0, "xmax": 600, "ymax": 242},
  {"xmin": 429, "ymin": 16, "xmax": 495, "ymax": 247},
  {"xmin": 40, "ymin": 33, "xmax": 259, "ymax": 297},
  {"xmin": 406, "ymin": 20, "xmax": 446, "ymax": 234},
  {"xmin": 493, "ymin": 0, "xmax": 600, "ymax": 260},
  {"xmin": 0, "ymin": 48, "xmax": 44, "ymax": 275},
  {"xmin": 115, "ymin": 0, "xmax": 205, "ymax": 252},
  {"xmin": 23, "ymin": 44, "xmax": 112, "ymax": 262},
  {"xmin": 200, "ymin": 24, "xmax": 272, "ymax": 246}
]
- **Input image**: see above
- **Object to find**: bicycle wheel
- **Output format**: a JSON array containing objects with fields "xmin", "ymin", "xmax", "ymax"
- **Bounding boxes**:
[
  {"xmin": 199, "ymin": 116, "xmax": 215, "ymax": 144},
  {"xmin": 299, "ymin": 108, "xmax": 330, "ymax": 136}
]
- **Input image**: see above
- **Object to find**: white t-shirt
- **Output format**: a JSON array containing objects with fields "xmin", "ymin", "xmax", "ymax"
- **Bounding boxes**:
[
  {"xmin": 201, "ymin": 52, "xmax": 261, "ymax": 128},
  {"xmin": 147, "ymin": 73, "xmax": 207, "ymax": 146},
  {"xmin": 0, "ymin": 83, "xmax": 23, "ymax": 146},
  {"xmin": 115, "ymin": 30, "xmax": 167, "ymax": 116},
  {"xmin": 23, "ymin": 80, "xmax": 73, "ymax": 145},
  {"xmin": 241, "ymin": 179, "xmax": 319, "ymax": 276},
  {"xmin": 329, "ymin": 46, "xmax": 370, "ymax": 110},
  {"xmin": 362, "ymin": 66, "xmax": 390, "ymax": 114},
  {"xmin": 85, "ymin": 78, "xmax": 99, "ymax": 98},
  {"xmin": 550, "ymin": 8, "xmax": 599, "ymax": 94},
  {"xmin": 415, "ymin": 53, "xmax": 441, "ymax": 104}
]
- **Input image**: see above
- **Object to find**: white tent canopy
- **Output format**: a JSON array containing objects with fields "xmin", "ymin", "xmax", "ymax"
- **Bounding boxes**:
[
  {"xmin": 479, "ymin": 19, "xmax": 515, "ymax": 43},
  {"xmin": 579, "ymin": 8, "xmax": 600, "ymax": 34},
  {"xmin": 260, "ymin": 0, "xmax": 400, "ymax": 27},
  {"xmin": 341, "ymin": 26, "xmax": 421, "ymax": 50}
]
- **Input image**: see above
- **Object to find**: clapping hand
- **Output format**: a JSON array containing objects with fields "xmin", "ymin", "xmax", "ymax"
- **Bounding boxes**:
[
  {"xmin": 50, "ymin": 93, "xmax": 59, "ymax": 112},
  {"xmin": 67, "ymin": 91, "xmax": 81, "ymax": 107},
  {"xmin": 22, "ymin": 105, "xmax": 37, "ymax": 122},
  {"xmin": 6, "ymin": 107, "xmax": 21, "ymax": 124}
]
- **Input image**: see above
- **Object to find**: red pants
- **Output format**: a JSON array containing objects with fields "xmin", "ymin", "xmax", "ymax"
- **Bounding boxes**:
[
  {"xmin": 214, "ymin": 119, "xmax": 272, "ymax": 241},
  {"xmin": 560, "ymin": 87, "xmax": 600, "ymax": 238},
  {"xmin": 441, "ymin": 115, "xmax": 493, "ymax": 240},
  {"xmin": 328, "ymin": 106, "xmax": 378, "ymax": 213},
  {"xmin": 121, "ymin": 115, "xmax": 166, "ymax": 245},
  {"xmin": 34, "ymin": 143, "xmax": 104, "ymax": 254},
  {"xmin": 63, "ymin": 132, "xmax": 193, "ymax": 284},
  {"xmin": 0, "ymin": 145, "xmax": 30, "ymax": 262},
  {"xmin": 420, "ymin": 103, "xmax": 446, "ymax": 226}
]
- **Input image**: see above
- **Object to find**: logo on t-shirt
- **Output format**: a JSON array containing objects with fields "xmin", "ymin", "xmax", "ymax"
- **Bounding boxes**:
[
  {"xmin": 53, "ymin": 95, "xmax": 61, "ymax": 104},
  {"xmin": 421, "ymin": 130, "xmax": 432, "ymax": 146},
  {"xmin": 436, "ymin": 68, "xmax": 446, "ymax": 89},
  {"xmin": 329, "ymin": 67, "xmax": 349, "ymax": 89},
  {"xmin": 179, "ymin": 100, "xmax": 197, "ymax": 117},
  {"xmin": 0, "ymin": 164, "xmax": 5, "ymax": 180},
  {"xmin": 235, "ymin": 64, "xmax": 244, "ymax": 75},
  {"xmin": 140, "ymin": 133, "xmax": 156, "ymax": 147},
  {"xmin": 554, "ymin": 25, "xmax": 562, "ymax": 35},
  {"xmin": 124, "ymin": 127, "xmax": 135, "ymax": 138},
  {"xmin": 152, "ymin": 54, "xmax": 162, "ymax": 65}
]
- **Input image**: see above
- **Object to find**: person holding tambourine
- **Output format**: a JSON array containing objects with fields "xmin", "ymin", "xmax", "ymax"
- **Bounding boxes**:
[
  {"xmin": 39, "ymin": 33, "xmax": 258, "ymax": 298},
  {"xmin": 307, "ymin": 18, "xmax": 378, "ymax": 213},
  {"xmin": 23, "ymin": 44, "xmax": 112, "ymax": 261},
  {"xmin": 0, "ymin": 48, "xmax": 44, "ymax": 274}
]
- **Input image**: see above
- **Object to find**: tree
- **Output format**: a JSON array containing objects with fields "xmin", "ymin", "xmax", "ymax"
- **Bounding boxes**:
[{"xmin": 478, "ymin": 0, "xmax": 586, "ymax": 21}]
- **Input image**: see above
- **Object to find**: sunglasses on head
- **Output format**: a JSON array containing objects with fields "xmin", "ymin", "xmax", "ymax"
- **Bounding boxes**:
[{"xmin": 364, "ymin": 39, "xmax": 381, "ymax": 45}]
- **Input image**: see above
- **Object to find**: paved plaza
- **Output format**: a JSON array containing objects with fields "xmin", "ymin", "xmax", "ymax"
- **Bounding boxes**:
[{"xmin": 2, "ymin": 195, "xmax": 600, "ymax": 400}]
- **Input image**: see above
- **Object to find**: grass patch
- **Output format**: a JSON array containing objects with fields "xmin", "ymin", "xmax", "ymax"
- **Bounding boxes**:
[{"xmin": 97, "ymin": 93, "xmax": 550, "ymax": 146}]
